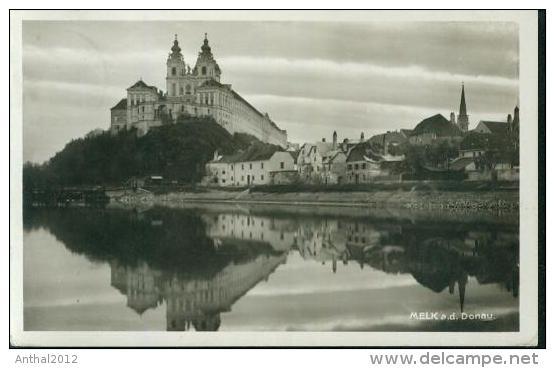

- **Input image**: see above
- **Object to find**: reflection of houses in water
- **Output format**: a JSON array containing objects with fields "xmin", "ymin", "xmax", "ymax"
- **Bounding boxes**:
[
  {"xmin": 113, "ymin": 210, "xmax": 519, "ymax": 322},
  {"xmin": 110, "ymin": 253, "xmax": 286, "ymax": 331},
  {"xmin": 345, "ymin": 221, "xmax": 404, "ymax": 272},
  {"xmin": 203, "ymin": 213, "xmax": 297, "ymax": 252},
  {"xmin": 201, "ymin": 212, "xmax": 519, "ymax": 294},
  {"xmin": 205, "ymin": 213, "xmax": 358, "ymax": 273},
  {"xmin": 296, "ymin": 219, "xmax": 349, "ymax": 273}
]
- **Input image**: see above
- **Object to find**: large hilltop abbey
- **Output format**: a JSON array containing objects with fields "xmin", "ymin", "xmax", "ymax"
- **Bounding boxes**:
[{"xmin": 110, "ymin": 34, "xmax": 288, "ymax": 147}]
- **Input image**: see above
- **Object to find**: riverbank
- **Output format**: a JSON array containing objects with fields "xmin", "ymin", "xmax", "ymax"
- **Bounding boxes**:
[{"xmin": 107, "ymin": 184, "xmax": 519, "ymax": 211}]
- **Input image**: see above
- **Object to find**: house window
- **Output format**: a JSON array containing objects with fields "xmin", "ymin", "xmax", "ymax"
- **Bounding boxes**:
[
  {"xmin": 355, "ymin": 164, "xmax": 359, "ymax": 170},
  {"xmin": 260, "ymin": 175, "xmax": 264, "ymax": 181},
  {"xmin": 249, "ymin": 163, "xmax": 252, "ymax": 170},
  {"xmin": 222, "ymin": 179, "xmax": 226, "ymax": 184},
  {"xmin": 172, "ymin": 67, "xmax": 177, "ymax": 76},
  {"xmin": 181, "ymin": 105, "xmax": 185, "ymax": 112},
  {"xmin": 261, "ymin": 162, "xmax": 264, "ymax": 169},
  {"xmin": 241, "ymin": 164, "xmax": 244, "ymax": 170},
  {"xmin": 186, "ymin": 85, "xmax": 191, "ymax": 94},
  {"xmin": 280, "ymin": 162, "xmax": 284, "ymax": 169},
  {"xmin": 362, "ymin": 163, "xmax": 366, "ymax": 170},
  {"xmin": 202, "ymin": 66, "xmax": 207, "ymax": 75},
  {"xmin": 222, "ymin": 170, "xmax": 226, "ymax": 175},
  {"xmin": 179, "ymin": 86, "xmax": 184, "ymax": 95},
  {"xmin": 347, "ymin": 164, "xmax": 352, "ymax": 170}
]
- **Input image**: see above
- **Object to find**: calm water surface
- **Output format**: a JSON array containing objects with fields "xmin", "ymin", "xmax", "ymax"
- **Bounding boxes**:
[{"xmin": 23, "ymin": 204, "xmax": 519, "ymax": 332}]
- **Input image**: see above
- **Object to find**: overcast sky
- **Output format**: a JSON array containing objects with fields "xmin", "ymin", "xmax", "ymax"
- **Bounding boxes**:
[{"xmin": 22, "ymin": 21, "xmax": 519, "ymax": 163}]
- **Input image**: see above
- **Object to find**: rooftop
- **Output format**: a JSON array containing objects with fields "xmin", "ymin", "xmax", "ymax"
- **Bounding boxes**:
[
  {"xmin": 477, "ymin": 121, "xmax": 509, "ymax": 135},
  {"xmin": 110, "ymin": 98, "xmax": 127, "ymax": 110},
  {"xmin": 211, "ymin": 144, "xmax": 284, "ymax": 164},
  {"xmin": 411, "ymin": 114, "xmax": 463, "ymax": 137},
  {"xmin": 449, "ymin": 157, "xmax": 475, "ymax": 171},
  {"xmin": 127, "ymin": 80, "xmax": 158, "ymax": 91}
]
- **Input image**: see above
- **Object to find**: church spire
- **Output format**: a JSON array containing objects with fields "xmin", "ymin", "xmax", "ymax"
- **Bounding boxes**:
[
  {"xmin": 457, "ymin": 82, "xmax": 469, "ymax": 132},
  {"xmin": 459, "ymin": 83, "xmax": 467, "ymax": 116}
]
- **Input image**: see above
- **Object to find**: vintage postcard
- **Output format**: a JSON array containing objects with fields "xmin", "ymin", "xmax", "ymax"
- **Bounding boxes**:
[{"xmin": 9, "ymin": 10, "xmax": 541, "ymax": 347}]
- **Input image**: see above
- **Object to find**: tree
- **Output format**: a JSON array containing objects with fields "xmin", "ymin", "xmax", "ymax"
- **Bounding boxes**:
[
  {"xmin": 22, "ymin": 116, "xmax": 273, "ymax": 189},
  {"xmin": 426, "ymin": 140, "xmax": 458, "ymax": 169}
]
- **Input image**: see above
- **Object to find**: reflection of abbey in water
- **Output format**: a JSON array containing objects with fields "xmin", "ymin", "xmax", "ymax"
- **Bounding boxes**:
[
  {"xmin": 110, "ymin": 252, "xmax": 286, "ymax": 331},
  {"xmin": 25, "ymin": 207, "xmax": 517, "ymax": 330}
]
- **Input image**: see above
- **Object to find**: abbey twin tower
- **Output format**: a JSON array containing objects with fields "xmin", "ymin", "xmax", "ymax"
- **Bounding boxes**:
[{"xmin": 109, "ymin": 34, "xmax": 288, "ymax": 148}]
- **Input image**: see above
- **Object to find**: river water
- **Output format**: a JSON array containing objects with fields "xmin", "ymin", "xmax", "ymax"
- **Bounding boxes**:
[{"xmin": 23, "ymin": 203, "xmax": 519, "ymax": 332}]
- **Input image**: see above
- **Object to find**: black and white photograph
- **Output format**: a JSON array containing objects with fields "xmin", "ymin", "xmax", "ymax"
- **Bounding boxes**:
[{"xmin": 9, "ymin": 9, "xmax": 542, "ymax": 348}]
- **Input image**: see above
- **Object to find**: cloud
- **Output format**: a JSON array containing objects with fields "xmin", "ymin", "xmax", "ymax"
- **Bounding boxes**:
[
  {"xmin": 223, "ymin": 56, "xmax": 518, "ymax": 87},
  {"xmin": 21, "ymin": 20, "xmax": 519, "ymax": 163}
]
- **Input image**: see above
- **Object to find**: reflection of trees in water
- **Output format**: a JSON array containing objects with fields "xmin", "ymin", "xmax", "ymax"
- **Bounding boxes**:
[
  {"xmin": 24, "ymin": 207, "xmax": 283, "ymax": 277},
  {"xmin": 24, "ymin": 206, "xmax": 519, "ymax": 329},
  {"xmin": 349, "ymin": 226, "xmax": 519, "ymax": 311}
]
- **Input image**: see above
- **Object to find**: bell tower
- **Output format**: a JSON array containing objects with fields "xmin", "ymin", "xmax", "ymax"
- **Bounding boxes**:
[
  {"xmin": 166, "ymin": 35, "xmax": 187, "ymax": 97},
  {"xmin": 193, "ymin": 33, "xmax": 221, "ymax": 83}
]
